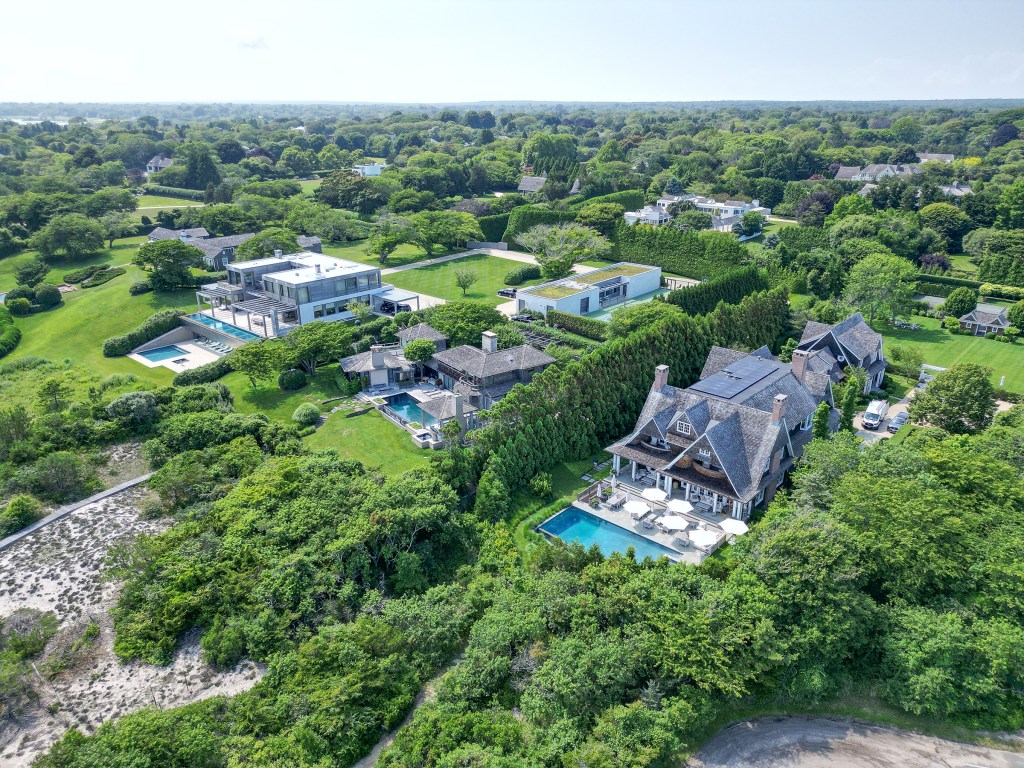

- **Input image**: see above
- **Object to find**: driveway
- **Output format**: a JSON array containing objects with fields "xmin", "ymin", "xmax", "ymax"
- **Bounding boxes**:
[
  {"xmin": 688, "ymin": 716, "xmax": 1024, "ymax": 768},
  {"xmin": 855, "ymin": 386, "xmax": 918, "ymax": 443}
]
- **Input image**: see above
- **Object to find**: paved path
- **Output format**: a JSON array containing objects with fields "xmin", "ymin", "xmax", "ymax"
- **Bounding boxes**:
[
  {"xmin": 689, "ymin": 716, "xmax": 1024, "ymax": 768},
  {"xmin": 0, "ymin": 473, "xmax": 154, "ymax": 552}
]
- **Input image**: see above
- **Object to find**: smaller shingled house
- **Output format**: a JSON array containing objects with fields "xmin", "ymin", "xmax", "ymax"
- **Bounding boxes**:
[
  {"xmin": 959, "ymin": 304, "xmax": 1010, "ymax": 336},
  {"xmin": 517, "ymin": 175, "xmax": 547, "ymax": 194},
  {"xmin": 796, "ymin": 312, "xmax": 887, "ymax": 394},
  {"xmin": 431, "ymin": 331, "xmax": 555, "ymax": 409},
  {"xmin": 397, "ymin": 322, "xmax": 447, "ymax": 353},
  {"xmin": 147, "ymin": 226, "xmax": 210, "ymax": 242}
]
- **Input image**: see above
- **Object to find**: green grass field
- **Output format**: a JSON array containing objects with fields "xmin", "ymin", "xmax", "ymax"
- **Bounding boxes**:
[
  {"xmin": 320, "ymin": 240, "xmax": 456, "ymax": 269},
  {"xmin": 297, "ymin": 179, "xmax": 321, "ymax": 197},
  {"xmin": 947, "ymin": 253, "xmax": 979, "ymax": 275},
  {"xmin": 388, "ymin": 253, "xmax": 541, "ymax": 305},
  {"xmin": 305, "ymin": 406, "xmax": 432, "ymax": 474},
  {"xmin": 0, "ymin": 236, "xmax": 148, "ymax": 292},
  {"xmin": 131, "ymin": 195, "xmax": 205, "ymax": 222},
  {"xmin": 878, "ymin": 315, "xmax": 1024, "ymax": 391}
]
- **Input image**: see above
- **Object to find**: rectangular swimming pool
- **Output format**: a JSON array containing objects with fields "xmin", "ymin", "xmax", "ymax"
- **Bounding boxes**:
[
  {"xmin": 186, "ymin": 313, "xmax": 261, "ymax": 341},
  {"xmin": 537, "ymin": 505, "xmax": 679, "ymax": 561},
  {"xmin": 384, "ymin": 393, "xmax": 436, "ymax": 426},
  {"xmin": 138, "ymin": 344, "xmax": 189, "ymax": 362}
]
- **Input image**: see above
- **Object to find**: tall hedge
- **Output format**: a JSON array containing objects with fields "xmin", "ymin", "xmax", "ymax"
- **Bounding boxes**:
[
  {"xmin": 665, "ymin": 265, "xmax": 770, "ymax": 315},
  {"xmin": 777, "ymin": 225, "xmax": 826, "ymax": 254},
  {"xmin": 916, "ymin": 273, "xmax": 983, "ymax": 289},
  {"xmin": 610, "ymin": 223, "xmax": 747, "ymax": 280},
  {"xmin": 0, "ymin": 304, "xmax": 20, "ymax": 358},
  {"xmin": 478, "ymin": 213, "xmax": 510, "ymax": 243},
  {"xmin": 545, "ymin": 310, "xmax": 608, "ymax": 341},
  {"xmin": 569, "ymin": 189, "xmax": 645, "ymax": 212},
  {"xmin": 144, "ymin": 185, "xmax": 206, "ymax": 201},
  {"xmin": 978, "ymin": 231, "xmax": 1024, "ymax": 287},
  {"xmin": 473, "ymin": 287, "xmax": 791, "ymax": 500},
  {"xmin": 501, "ymin": 206, "xmax": 574, "ymax": 243},
  {"xmin": 103, "ymin": 310, "xmax": 184, "ymax": 357}
]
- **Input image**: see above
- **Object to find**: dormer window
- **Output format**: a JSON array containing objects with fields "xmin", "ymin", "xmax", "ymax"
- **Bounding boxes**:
[
  {"xmin": 677, "ymin": 421, "xmax": 691, "ymax": 436},
  {"xmin": 698, "ymin": 448, "xmax": 711, "ymax": 458}
]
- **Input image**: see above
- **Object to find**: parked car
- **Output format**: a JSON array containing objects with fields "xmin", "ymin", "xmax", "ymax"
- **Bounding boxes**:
[
  {"xmin": 497, "ymin": 288, "xmax": 517, "ymax": 298},
  {"xmin": 511, "ymin": 313, "xmax": 534, "ymax": 323},
  {"xmin": 887, "ymin": 411, "xmax": 909, "ymax": 433},
  {"xmin": 861, "ymin": 399, "xmax": 890, "ymax": 430}
]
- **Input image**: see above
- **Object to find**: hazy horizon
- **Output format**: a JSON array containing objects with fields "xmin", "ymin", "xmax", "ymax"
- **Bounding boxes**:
[{"xmin": 3, "ymin": 0, "xmax": 1023, "ymax": 104}]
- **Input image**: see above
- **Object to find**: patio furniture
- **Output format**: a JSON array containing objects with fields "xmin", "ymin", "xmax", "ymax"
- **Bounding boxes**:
[
  {"xmin": 641, "ymin": 487, "xmax": 668, "ymax": 502},
  {"xmin": 672, "ymin": 534, "xmax": 690, "ymax": 549},
  {"xmin": 659, "ymin": 516, "xmax": 690, "ymax": 531},
  {"xmin": 689, "ymin": 528, "xmax": 719, "ymax": 551},
  {"xmin": 606, "ymin": 491, "xmax": 627, "ymax": 509},
  {"xmin": 642, "ymin": 518, "xmax": 655, "ymax": 529},
  {"xmin": 667, "ymin": 499, "xmax": 694, "ymax": 515},
  {"xmin": 625, "ymin": 500, "xmax": 650, "ymax": 519}
]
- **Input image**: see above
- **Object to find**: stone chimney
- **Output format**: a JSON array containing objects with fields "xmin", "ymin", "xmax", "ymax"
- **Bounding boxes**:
[
  {"xmin": 453, "ymin": 392, "xmax": 465, "ymax": 429},
  {"xmin": 771, "ymin": 394, "xmax": 787, "ymax": 425},
  {"xmin": 653, "ymin": 364, "xmax": 669, "ymax": 389},
  {"xmin": 273, "ymin": 249, "xmax": 283, "ymax": 257},
  {"xmin": 752, "ymin": 198, "xmax": 760, "ymax": 208},
  {"xmin": 370, "ymin": 345, "xmax": 385, "ymax": 368},
  {"xmin": 790, "ymin": 349, "xmax": 809, "ymax": 383},
  {"xmin": 482, "ymin": 330, "xmax": 498, "ymax": 353}
]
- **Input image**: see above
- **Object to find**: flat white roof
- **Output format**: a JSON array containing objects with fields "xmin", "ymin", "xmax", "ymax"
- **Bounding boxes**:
[{"xmin": 233, "ymin": 251, "xmax": 379, "ymax": 286}]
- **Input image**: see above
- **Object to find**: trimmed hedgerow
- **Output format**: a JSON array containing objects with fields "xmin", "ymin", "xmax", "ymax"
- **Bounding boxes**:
[
  {"xmin": 81, "ymin": 266, "xmax": 127, "ymax": 288},
  {"xmin": 144, "ymin": 185, "xmax": 205, "ymax": 201},
  {"xmin": 103, "ymin": 310, "xmax": 184, "ymax": 357},
  {"xmin": 665, "ymin": 265, "xmax": 769, "ymax": 315},
  {"xmin": 504, "ymin": 265, "xmax": 542, "ymax": 286},
  {"xmin": 129, "ymin": 280, "xmax": 153, "ymax": 296},
  {"xmin": 916, "ymin": 273, "xmax": 983, "ymax": 289},
  {"xmin": 63, "ymin": 265, "xmax": 105, "ymax": 284},
  {"xmin": 478, "ymin": 213, "xmax": 510, "ymax": 243},
  {"xmin": 172, "ymin": 356, "xmax": 233, "ymax": 386},
  {"xmin": 546, "ymin": 310, "xmax": 608, "ymax": 341},
  {"xmin": 568, "ymin": 189, "xmax": 644, "ymax": 212},
  {"xmin": 611, "ymin": 223, "xmax": 747, "ymax": 281},
  {"xmin": 501, "ymin": 206, "xmax": 574, "ymax": 242},
  {"xmin": 0, "ymin": 304, "xmax": 21, "ymax": 358}
]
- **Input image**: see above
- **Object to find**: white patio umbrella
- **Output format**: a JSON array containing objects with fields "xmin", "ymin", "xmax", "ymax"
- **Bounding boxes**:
[
  {"xmin": 719, "ymin": 518, "xmax": 749, "ymax": 536},
  {"xmin": 667, "ymin": 498, "xmax": 694, "ymax": 515},
  {"xmin": 689, "ymin": 529, "xmax": 719, "ymax": 549},
  {"xmin": 659, "ymin": 516, "xmax": 690, "ymax": 531},
  {"xmin": 624, "ymin": 500, "xmax": 650, "ymax": 519},
  {"xmin": 610, "ymin": 474, "xmax": 617, "ymax": 489},
  {"xmin": 641, "ymin": 487, "xmax": 668, "ymax": 502}
]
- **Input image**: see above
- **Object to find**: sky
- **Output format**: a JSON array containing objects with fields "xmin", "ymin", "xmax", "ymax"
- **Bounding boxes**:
[{"xmin": 2, "ymin": 0, "xmax": 1023, "ymax": 104}]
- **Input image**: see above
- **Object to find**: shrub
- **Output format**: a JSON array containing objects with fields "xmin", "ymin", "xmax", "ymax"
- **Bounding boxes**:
[
  {"xmin": 611, "ymin": 224, "xmax": 747, "ymax": 281},
  {"xmin": 81, "ymin": 266, "xmax": 127, "ymax": 288},
  {"xmin": 292, "ymin": 403, "xmax": 321, "ymax": 426},
  {"xmin": 6, "ymin": 297, "xmax": 32, "ymax": 317},
  {"xmin": 102, "ymin": 309, "xmax": 184, "ymax": 357},
  {"xmin": 129, "ymin": 280, "xmax": 153, "ymax": 296},
  {"xmin": 278, "ymin": 368, "xmax": 307, "ymax": 391},
  {"xmin": 106, "ymin": 391, "xmax": 159, "ymax": 429},
  {"xmin": 0, "ymin": 322, "xmax": 21, "ymax": 357},
  {"xmin": 529, "ymin": 471, "xmax": 553, "ymax": 498},
  {"xmin": 4, "ymin": 286, "xmax": 34, "ymax": 303},
  {"xmin": 63, "ymin": 265, "xmax": 104, "ymax": 284},
  {"xmin": 980, "ymin": 283, "xmax": 1024, "ymax": 301},
  {"xmin": 546, "ymin": 309, "xmax": 608, "ymax": 341},
  {"xmin": 478, "ymin": 213, "xmax": 510, "ymax": 242},
  {"xmin": 33, "ymin": 284, "xmax": 62, "ymax": 308},
  {"xmin": 171, "ymin": 356, "xmax": 233, "ymax": 385},
  {"xmin": 0, "ymin": 495, "xmax": 45, "ymax": 538},
  {"xmin": 504, "ymin": 265, "xmax": 542, "ymax": 285}
]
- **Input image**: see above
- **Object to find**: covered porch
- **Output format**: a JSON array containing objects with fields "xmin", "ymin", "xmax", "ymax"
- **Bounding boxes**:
[
  {"xmin": 372, "ymin": 286, "xmax": 421, "ymax": 316},
  {"xmin": 609, "ymin": 449, "xmax": 753, "ymax": 521}
]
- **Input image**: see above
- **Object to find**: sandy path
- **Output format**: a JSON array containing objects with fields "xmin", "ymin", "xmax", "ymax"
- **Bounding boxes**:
[
  {"xmin": 0, "ymin": 488, "xmax": 264, "ymax": 767},
  {"xmin": 688, "ymin": 716, "xmax": 1024, "ymax": 768}
]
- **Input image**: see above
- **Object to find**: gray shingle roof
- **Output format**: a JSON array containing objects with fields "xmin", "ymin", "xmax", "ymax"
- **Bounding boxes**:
[
  {"xmin": 297, "ymin": 235, "xmax": 322, "ymax": 249},
  {"xmin": 960, "ymin": 307, "xmax": 1008, "ymax": 326},
  {"xmin": 148, "ymin": 226, "xmax": 209, "ymax": 240},
  {"xmin": 798, "ymin": 312, "xmax": 882, "ymax": 367},
  {"xmin": 418, "ymin": 393, "xmax": 477, "ymax": 421},
  {"xmin": 517, "ymin": 175, "xmax": 547, "ymax": 193},
  {"xmin": 834, "ymin": 165, "xmax": 861, "ymax": 180},
  {"xmin": 192, "ymin": 233, "xmax": 254, "ymax": 258},
  {"xmin": 397, "ymin": 323, "xmax": 446, "ymax": 343},
  {"xmin": 339, "ymin": 349, "xmax": 413, "ymax": 373},
  {"xmin": 432, "ymin": 343, "xmax": 555, "ymax": 379}
]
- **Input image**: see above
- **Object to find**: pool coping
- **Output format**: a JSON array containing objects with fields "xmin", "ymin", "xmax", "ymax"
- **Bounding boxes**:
[{"xmin": 535, "ymin": 504, "xmax": 682, "ymax": 562}]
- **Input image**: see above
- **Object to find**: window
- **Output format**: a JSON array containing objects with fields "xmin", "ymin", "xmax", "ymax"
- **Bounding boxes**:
[
  {"xmin": 698, "ymin": 448, "xmax": 711, "ymax": 458},
  {"xmin": 243, "ymin": 272, "xmax": 254, "ymax": 287},
  {"xmin": 313, "ymin": 305, "xmax": 324, "ymax": 318},
  {"xmin": 297, "ymin": 287, "xmax": 310, "ymax": 303},
  {"xmin": 325, "ymin": 304, "xmax": 336, "ymax": 316},
  {"xmin": 677, "ymin": 421, "xmax": 691, "ymax": 435}
]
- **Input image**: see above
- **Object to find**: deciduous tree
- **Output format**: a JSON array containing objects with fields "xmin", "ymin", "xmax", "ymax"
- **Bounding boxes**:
[
  {"xmin": 844, "ymin": 253, "xmax": 917, "ymax": 325},
  {"xmin": 908, "ymin": 363, "xmax": 996, "ymax": 434},
  {"xmin": 515, "ymin": 222, "xmax": 611, "ymax": 279}
]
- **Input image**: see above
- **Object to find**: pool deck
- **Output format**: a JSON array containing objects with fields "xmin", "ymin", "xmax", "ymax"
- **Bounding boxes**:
[
  {"xmin": 575, "ymin": 504, "xmax": 706, "ymax": 565},
  {"xmin": 128, "ymin": 341, "xmax": 221, "ymax": 373}
]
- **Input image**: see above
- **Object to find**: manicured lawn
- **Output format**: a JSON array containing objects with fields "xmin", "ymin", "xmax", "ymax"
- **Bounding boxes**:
[
  {"xmin": 0, "ymin": 236, "xmax": 148, "ymax": 293},
  {"xmin": 225, "ymin": 367, "xmax": 344, "ymax": 423},
  {"xmin": 388, "ymin": 253, "xmax": 542, "ymax": 305},
  {"xmin": 877, "ymin": 315, "xmax": 1024, "ymax": 391},
  {"xmin": 296, "ymin": 179, "xmax": 321, "ymax": 197},
  {"xmin": 321, "ymin": 240, "xmax": 457, "ymax": 270},
  {"xmin": 948, "ymin": 254, "xmax": 979, "ymax": 275},
  {"xmin": 305, "ymin": 406, "xmax": 432, "ymax": 475},
  {"xmin": 134, "ymin": 194, "xmax": 205, "ymax": 209}
]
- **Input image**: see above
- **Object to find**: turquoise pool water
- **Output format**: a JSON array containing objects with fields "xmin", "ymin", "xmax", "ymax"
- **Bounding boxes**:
[
  {"xmin": 585, "ymin": 288, "xmax": 670, "ymax": 322},
  {"xmin": 138, "ymin": 345, "xmax": 188, "ymax": 362},
  {"xmin": 538, "ymin": 506, "xmax": 679, "ymax": 560},
  {"xmin": 186, "ymin": 313, "xmax": 260, "ymax": 341},
  {"xmin": 384, "ymin": 393, "xmax": 436, "ymax": 426}
]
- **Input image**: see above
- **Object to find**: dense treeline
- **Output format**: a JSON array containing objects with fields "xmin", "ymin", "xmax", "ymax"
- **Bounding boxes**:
[{"xmin": 664, "ymin": 265, "xmax": 770, "ymax": 314}]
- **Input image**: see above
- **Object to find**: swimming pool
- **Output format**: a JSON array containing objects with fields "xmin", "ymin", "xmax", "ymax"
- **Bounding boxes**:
[
  {"xmin": 384, "ymin": 392, "xmax": 436, "ymax": 426},
  {"xmin": 137, "ymin": 344, "xmax": 189, "ymax": 362},
  {"xmin": 538, "ymin": 505, "xmax": 679, "ymax": 561},
  {"xmin": 584, "ymin": 288, "xmax": 670, "ymax": 322},
  {"xmin": 186, "ymin": 313, "xmax": 261, "ymax": 341}
]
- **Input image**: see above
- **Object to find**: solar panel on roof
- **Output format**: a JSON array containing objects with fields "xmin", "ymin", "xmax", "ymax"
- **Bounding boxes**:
[{"xmin": 690, "ymin": 356, "xmax": 777, "ymax": 400}]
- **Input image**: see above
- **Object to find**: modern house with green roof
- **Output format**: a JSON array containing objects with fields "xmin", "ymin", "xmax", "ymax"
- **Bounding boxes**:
[{"xmin": 515, "ymin": 262, "xmax": 662, "ymax": 317}]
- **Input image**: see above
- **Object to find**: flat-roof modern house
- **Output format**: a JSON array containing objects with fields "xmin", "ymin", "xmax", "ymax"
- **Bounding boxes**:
[
  {"xmin": 354, "ymin": 163, "xmax": 387, "ymax": 177},
  {"xmin": 624, "ymin": 205, "xmax": 673, "ymax": 227},
  {"xmin": 516, "ymin": 263, "xmax": 662, "ymax": 317},
  {"xmin": 959, "ymin": 304, "xmax": 1010, "ymax": 336},
  {"xmin": 607, "ymin": 348, "xmax": 834, "ymax": 520},
  {"xmin": 431, "ymin": 330, "xmax": 555, "ymax": 409},
  {"xmin": 796, "ymin": 312, "xmax": 887, "ymax": 393},
  {"xmin": 917, "ymin": 152, "xmax": 955, "ymax": 163},
  {"xmin": 192, "ymin": 251, "xmax": 421, "ymax": 338},
  {"xmin": 655, "ymin": 194, "xmax": 771, "ymax": 232}
]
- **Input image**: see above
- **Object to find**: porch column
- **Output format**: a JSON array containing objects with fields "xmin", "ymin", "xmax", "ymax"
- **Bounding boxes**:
[
  {"xmin": 631, "ymin": 460, "xmax": 637, "ymax": 481},
  {"xmin": 246, "ymin": 312, "xmax": 253, "ymax": 333},
  {"xmin": 196, "ymin": 295, "xmax": 202, "ymax": 314},
  {"xmin": 655, "ymin": 472, "xmax": 662, "ymax": 490},
  {"xmin": 230, "ymin": 304, "xmax": 237, "ymax": 327},
  {"xmin": 270, "ymin": 311, "xmax": 280, "ymax": 337},
  {"xmin": 613, "ymin": 455, "xmax": 621, "ymax": 473}
]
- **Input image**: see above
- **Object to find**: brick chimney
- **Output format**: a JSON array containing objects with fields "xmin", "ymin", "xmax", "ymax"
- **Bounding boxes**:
[
  {"xmin": 654, "ymin": 364, "xmax": 669, "ymax": 389},
  {"xmin": 790, "ymin": 349, "xmax": 809, "ymax": 383},
  {"xmin": 771, "ymin": 394, "xmax": 787, "ymax": 425},
  {"xmin": 481, "ymin": 331, "xmax": 498, "ymax": 353}
]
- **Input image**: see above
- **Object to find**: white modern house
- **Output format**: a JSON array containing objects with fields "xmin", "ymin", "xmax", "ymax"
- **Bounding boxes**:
[
  {"xmin": 193, "ymin": 251, "xmax": 421, "ymax": 338},
  {"xmin": 624, "ymin": 205, "xmax": 673, "ymax": 226},
  {"xmin": 516, "ymin": 263, "xmax": 662, "ymax": 317},
  {"xmin": 354, "ymin": 163, "xmax": 387, "ymax": 177},
  {"xmin": 655, "ymin": 194, "xmax": 771, "ymax": 232}
]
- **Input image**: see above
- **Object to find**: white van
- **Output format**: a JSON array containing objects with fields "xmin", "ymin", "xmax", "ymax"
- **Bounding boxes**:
[{"xmin": 861, "ymin": 399, "xmax": 890, "ymax": 430}]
